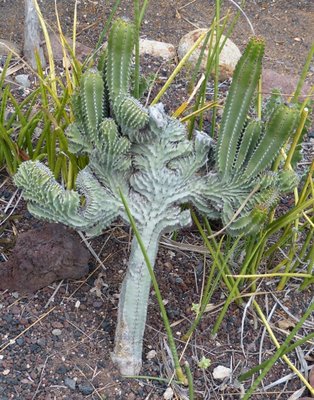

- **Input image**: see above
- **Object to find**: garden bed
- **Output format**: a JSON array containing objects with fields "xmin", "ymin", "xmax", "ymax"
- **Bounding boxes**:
[{"xmin": 0, "ymin": 1, "xmax": 313, "ymax": 399}]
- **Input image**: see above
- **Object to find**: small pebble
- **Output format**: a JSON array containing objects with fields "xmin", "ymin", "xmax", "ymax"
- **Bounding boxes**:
[
  {"xmin": 37, "ymin": 338, "xmax": 46, "ymax": 347},
  {"xmin": 78, "ymin": 383, "xmax": 94, "ymax": 395},
  {"xmin": 213, "ymin": 365, "xmax": 232, "ymax": 380},
  {"xmin": 52, "ymin": 329, "xmax": 62, "ymax": 336},
  {"xmin": 64, "ymin": 377, "xmax": 76, "ymax": 390},
  {"xmin": 16, "ymin": 338, "xmax": 24, "ymax": 346},
  {"xmin": 30, "ymin": 343, "xmax": 41, "ymax": 353},
  {"xmin": 10, "ymin": 306, "xmax": 20, "ymax": 315},
  {"xmin": 92, "ymin": 301, "xmax": 103, "ymax": 309},
  {"xmin": 126, "ymin": 393, "xmax": 136, "ymax": 400},
  {"xmin": 15, "ymin": 74, "xmax": 31, "ymax": 88},
  {"xmin": 163, "ymin": 387, "xmax": 174, "ymax": 399},
  {"xmin": 51, "ymin": 321, "xmax": 63, "ymax": 329},
  {"xmin": 56, "ymin": 365, "xmax": 68, "ymax": 375},
  {"xmin": 146, "ymin": 350, "xmax": 157, "ymax": 360}
]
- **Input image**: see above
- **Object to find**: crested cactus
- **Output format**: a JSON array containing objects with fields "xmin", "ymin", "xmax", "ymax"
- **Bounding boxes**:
[{"xmin": 14, "ymin": 20, "xmax": 300, "ymax": 375}]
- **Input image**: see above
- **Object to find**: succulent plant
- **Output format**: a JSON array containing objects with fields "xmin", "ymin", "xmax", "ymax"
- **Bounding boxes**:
[{"xmin": 14, "ymin": 20, "xmax": 299, "ymax": 375}]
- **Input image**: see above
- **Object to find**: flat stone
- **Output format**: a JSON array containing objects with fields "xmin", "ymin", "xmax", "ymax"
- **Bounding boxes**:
[
  {"xmin": 51, "ymin": 329, "xmax": 62, "ymax": 336},
  {"xmin": 178, "ymin": 29, "xmax": 242, "ymax": 80}
]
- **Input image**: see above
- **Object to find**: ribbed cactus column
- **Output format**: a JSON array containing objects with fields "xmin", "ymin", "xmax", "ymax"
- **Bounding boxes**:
[{"xmin": 112, "ymin": 227, "xmax": 159, "ymax": 375}]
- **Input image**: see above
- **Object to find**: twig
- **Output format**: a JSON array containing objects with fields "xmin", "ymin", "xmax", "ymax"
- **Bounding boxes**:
[
  {"xmin": 44, "ymin": 280, "xmax": 64, "ymax": 308},
  {"xmin": 31, "ymin": 355, "xmax": 50, "ymax": 400}
]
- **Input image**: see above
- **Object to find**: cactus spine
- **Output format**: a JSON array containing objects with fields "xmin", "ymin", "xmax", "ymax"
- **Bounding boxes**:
[{"xmin": 14, "ymin": 20, "xmax": 299, "ymax": 376}]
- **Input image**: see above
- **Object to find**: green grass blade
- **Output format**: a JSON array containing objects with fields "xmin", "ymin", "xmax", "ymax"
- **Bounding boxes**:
[
  {"xmin": 239, "ymin": 331, "xmax": 314, "ymax": 381},
  {"xmin": 291, "ymin": 42, "xmax": 314, "ymax": 103}
]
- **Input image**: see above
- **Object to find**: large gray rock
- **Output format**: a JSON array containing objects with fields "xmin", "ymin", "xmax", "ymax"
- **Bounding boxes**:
[{"xmin": 178, "ymin": 29, "xmax": 242, "ymax": 80}]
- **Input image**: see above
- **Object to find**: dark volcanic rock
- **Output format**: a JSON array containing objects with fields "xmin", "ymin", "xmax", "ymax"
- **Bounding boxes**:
[
  {"xmin": 0, "ymin": 224, "xmax": 90, "ymax": 293},
  {"xmin": 78, "ymin": 383, "xmax": 94, "ymax": 396}
]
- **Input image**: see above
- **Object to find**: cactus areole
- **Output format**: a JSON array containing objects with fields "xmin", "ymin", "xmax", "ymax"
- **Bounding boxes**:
[{"xmin": 14, "ymin": 20, "xmax": 299, "ymax": 375}]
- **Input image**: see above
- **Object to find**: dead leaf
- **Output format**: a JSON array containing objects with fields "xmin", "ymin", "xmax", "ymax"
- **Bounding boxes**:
[
  {"xmin": 287, "ymin": 386, "xmax": 305, "ymax": 400},
  {"xmin": 90, "ymin": 273, "xmax": 108, "ymax": 297}
]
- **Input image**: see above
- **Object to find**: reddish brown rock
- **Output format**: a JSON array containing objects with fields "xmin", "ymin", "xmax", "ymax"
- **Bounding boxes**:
[
  {"xmin": 262, "ymin": 69, "xmax": 311, "ymax": 100},
  {"xmin": 0, "ymin": 223, "xmax": 90, "ymax": 293}
]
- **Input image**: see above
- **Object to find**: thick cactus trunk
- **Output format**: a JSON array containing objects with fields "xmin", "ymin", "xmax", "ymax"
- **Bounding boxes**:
[{"xmin": 112, "ymin": 227, "xmax": 159, "ymax": 375}]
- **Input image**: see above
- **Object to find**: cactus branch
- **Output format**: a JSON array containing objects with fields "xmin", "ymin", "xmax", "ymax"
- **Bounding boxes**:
[{"xmin": 216, "ymin": 37, "xmax": 265, "ymax": 178}]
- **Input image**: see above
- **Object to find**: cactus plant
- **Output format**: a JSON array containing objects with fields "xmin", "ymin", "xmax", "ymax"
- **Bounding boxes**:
[{"xmin": 14, "ymin": 20, "xmax": 299, "ymax": 375}]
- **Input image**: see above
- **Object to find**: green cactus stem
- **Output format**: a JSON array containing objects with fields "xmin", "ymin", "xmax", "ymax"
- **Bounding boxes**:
[
  {"xmin": 105, "ymin": 18, "xmax": 148, "ymax": 131},
  {"xmin": 216, "ymin": 37, "xmax": 265, "ymax": 178},
  {"xmin": 14, "ymin": 20, "xmax": 300, "ymax": 376}
]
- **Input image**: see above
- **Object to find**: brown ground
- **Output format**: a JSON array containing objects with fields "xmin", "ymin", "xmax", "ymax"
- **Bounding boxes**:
[
  {"xmin": 0, "ymin": 1, "xmax": 313, "ymax": 399},
  {"xmin": 0, "ymin": 0, "xmax": 313, "ymax": 78}
]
